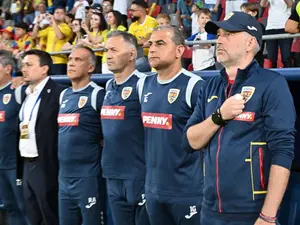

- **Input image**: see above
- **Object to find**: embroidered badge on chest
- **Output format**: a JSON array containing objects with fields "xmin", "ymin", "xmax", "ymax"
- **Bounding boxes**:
[
  {"xmin": 78, "ymin": 96, "xmax": 88, "ymax": 108},
  {"xmin": 241, "ymin": 86, "xmax": 255, "ymax": 103},
  {"xmin": 168, "ymin": 89, "xmax": 180, "ymax": 104},
  {"xmin": 2, "ymin": 94, "xmax": 11, "ymax": 105},
  {"xmin": 121, "ymin": 87, "xmax": 132, "ymax": 100}
]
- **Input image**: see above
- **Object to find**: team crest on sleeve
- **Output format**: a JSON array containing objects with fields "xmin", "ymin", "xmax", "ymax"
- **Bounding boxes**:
[
  {"xmin": 3, "ymin": 94, "xmax": 11, "ymax": 105},
  {"xmin": 241, "ymin": 86, "xmax": 255, "ymax": 103},
  {"xmin": 168, "ymin": 89, "xmax": 180, "ymax": 104},
  {"xmin": 78, "ymin": 96, "xmax": 88, "ymax": 108},
  {"xmin": 121, "ymin": 87, "xmax": 132, "ymax": 100}
]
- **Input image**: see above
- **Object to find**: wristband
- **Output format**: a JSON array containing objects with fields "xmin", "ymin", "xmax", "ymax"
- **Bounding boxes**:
[
  {"xmin": 211, "ymin": 108, "xmax": 227, "ymax": 126},
  {"xmin": 259, "ymin": 212, "xmax": 277, "ymax": 223}
]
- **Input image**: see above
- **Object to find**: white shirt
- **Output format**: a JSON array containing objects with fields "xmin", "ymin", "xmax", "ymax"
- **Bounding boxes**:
[
  {"xmin": 192, "ymin": 32, "xmax": 215, "ymax": 70},
  {"xmin": 266, "ymin": 0, "xmax": 292, "ymax": 30},
  {"xmin": 19, "ymin": 77, "xmax": 49, "ymax": 158},
  {"xmin": 74, "ymin": 0, "xmax": 89, "ymax": 19},
  {"xmin": 191, "ymin": 13, "xmax": 199, "ymax": 35},
  {"xmin": 113, "ymin": 0, "xmax": 130, "ymax": 15}
]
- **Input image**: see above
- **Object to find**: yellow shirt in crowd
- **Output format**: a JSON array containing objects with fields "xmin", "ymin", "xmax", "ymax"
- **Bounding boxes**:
[
  {"xmin": 39, "ymin": 23, "xmax": 72, "ymax": 64},
  {"xmin": 91, "ymin": 30, "xmax": 108, "ymax": 57},
  {"xmin": 128, "ymin": 16, "xmax": 158, "ymax": 56},
  {"xmin": 13, "ymin": 34, "xmax": 34, "ymax": 51}
]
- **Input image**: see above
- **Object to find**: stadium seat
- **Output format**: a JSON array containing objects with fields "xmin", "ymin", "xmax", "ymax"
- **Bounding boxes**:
[
  {"xmin": 161, "ymin": 3, "xmax": 177, "ymax": 14},
  {"xmin": 170, "ymin": 13, "xmax": 180, "ymax": 27},
  {"xmin": 188, "ymin": 63, "xmax": 193, "ymax": 71},
  {"xmin": 182, "ymin": 46, "xmax": 193, "ymax": 59}
]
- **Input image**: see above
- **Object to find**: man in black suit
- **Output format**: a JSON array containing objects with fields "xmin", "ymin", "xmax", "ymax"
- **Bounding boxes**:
[{"xmin": 17, "ymin": 50, "xmax": 66, "ymax": 225}]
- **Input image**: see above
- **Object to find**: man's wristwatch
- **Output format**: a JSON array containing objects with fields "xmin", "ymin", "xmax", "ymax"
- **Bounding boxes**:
[{"xmin": 211, "ymin": 108, "xmax": 227, "ymax": 126}]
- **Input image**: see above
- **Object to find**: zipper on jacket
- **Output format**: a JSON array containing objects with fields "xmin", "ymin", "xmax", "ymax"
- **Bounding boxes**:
[
  {"xmin": 216, "ymin": 81, "xmax": 234, "ymax": 213},
  {"xmin": 259, "ymin": 147, "xmax": 265, "ymax": 189}
]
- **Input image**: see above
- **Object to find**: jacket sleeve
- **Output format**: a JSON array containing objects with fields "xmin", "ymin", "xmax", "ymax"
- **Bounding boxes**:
[
  {"xmin": 182, "ymin": 82, "xmax": 207, "ymax": 152},
  {"xmin": 263, "ymin": 75, "xmax": 296, "ymax": 170}
]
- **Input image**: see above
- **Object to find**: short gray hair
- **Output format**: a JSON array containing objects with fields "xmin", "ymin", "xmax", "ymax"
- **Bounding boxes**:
[
  {"xmin": 0, "ymin": 50, "xmax": 15, "ymax": 68},
  {"xmin": 71, "ymin": 44, "xmax": 97, "ymax": 68},
  {"xmin": 107, "ymin": 31, "xmax": 138, "ymax": 51},
  {"xmin": 154, "ymin": 26, "xmax": 185, "ymax": 46}
]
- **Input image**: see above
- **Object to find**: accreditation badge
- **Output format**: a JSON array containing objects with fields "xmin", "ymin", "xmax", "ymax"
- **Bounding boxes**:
[{"xmin": 20, "ymin": 122, "xmax": 30, "ymax": 139}]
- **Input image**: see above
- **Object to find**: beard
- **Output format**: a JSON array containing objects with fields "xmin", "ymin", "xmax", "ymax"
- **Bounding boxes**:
[{"xmin": 131, "ymin": 16, "xmax": 140, "ymax": 22}]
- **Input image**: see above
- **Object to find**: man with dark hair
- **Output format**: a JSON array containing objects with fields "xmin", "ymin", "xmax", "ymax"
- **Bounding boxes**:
[
  {"xmin": 137, "ymin": 26, "xmax": 205, "ymax": 225},
  {"xmin": 101, "ymin": 31, "xmax": 149, "ymax": 225},
  {"xmin": 129, "ymin": 0, "xmax": 158, "ymax": 72},
  {"xmin": 18, "ymin": 49, "xmax": 66, "ymax": 225},
  {"xmin": 57, "ymin": 45, "xmax": 106, "ymax": 225},
  {"xmin": 0, "ymin": 50, "xmax": 29, "ymax": 225},
  {"xmin": 32, "ymin": 7, "xmax": 72, "ymax": 75}
]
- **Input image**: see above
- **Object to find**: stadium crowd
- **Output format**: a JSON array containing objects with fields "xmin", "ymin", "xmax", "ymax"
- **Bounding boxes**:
[
  {"xmin": 0, "ymin": 0, "xmax": 299, "ymax": 75},
  {"xmin": 0, "ymin": 0, "xmax": 300, "ymax": 225}
]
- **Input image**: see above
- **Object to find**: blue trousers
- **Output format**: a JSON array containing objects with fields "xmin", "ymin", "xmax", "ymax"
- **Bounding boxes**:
[
  {"xmin": 201, "ymin": 207, "xmax": 281, "ymax": 225},
  {"xmin": 0, "ymin": 169, "xmax": 29, "ymax": 225},
  {"xmin": 59, "ymin": 176, "xmax": 106, "ymax": 225},
  {"xmin": 146, "ymin": 192, "xmax": 202, "ymax": 225},
  {"xmin": 107, "ymin": 178, "xmax": 149, "ymax": 225}
]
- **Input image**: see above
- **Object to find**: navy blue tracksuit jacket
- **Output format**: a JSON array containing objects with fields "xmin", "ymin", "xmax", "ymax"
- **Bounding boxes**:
[{"xmin": 183, "ymin": 61, "xmax": 296, "ymax": 214}]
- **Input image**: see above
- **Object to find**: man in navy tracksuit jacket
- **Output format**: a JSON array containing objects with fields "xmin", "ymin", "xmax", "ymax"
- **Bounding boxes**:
[{"xmin": 183, "ymin": 12, "xmax": 296, "ymax": 225}]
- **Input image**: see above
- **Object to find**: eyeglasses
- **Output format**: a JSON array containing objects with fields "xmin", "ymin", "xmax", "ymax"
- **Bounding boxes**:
[
  {"xmin": 72, "ymin": 24, "xmax": 80, "ymax": 27},
  {"xmin": 102, "ymin": 3, "xmax": 112, "ymax": 7}
]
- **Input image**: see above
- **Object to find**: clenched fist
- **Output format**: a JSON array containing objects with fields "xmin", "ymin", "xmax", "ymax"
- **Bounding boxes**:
[{"xmin": 219, "ymin": 94, "xmax": 245, "ymax": 120}]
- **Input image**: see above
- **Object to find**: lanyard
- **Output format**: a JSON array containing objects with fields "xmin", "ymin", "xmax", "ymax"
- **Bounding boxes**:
[{"xmin": 21, "ymin": 94, "xmax": 41, "ymax": 122}]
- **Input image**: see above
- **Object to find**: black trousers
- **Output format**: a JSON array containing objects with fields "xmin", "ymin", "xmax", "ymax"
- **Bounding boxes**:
[{"xmin": 23, "ymin": 158, "xmax": 58, "ymax": 225}]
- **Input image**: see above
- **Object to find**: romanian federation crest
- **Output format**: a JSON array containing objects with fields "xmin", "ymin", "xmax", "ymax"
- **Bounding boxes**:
[
  {"xmin": 241, "ymin": 86, "xmax": 255, "ymax": 103},
  {"xmin": 168, "ymin": 89, "xmax": 180, "ymax": 104},
  {"xmin": 121, "ymin": 87, "xmax": 132, "ymax": 100},
  {"xmin": 3, "ymin": 94, "xmax": 11, "ymax": 105},
  {"xmin": 78, "ymin": 96, "xmax": 88, "ymax": 108}
]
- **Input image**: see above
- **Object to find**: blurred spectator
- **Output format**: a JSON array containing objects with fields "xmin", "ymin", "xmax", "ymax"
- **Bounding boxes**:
[
  {"xmin": 0, "ymin": 8, "xmax": 13, "ymax": 27},
  {"xmin": 107, "ymin": 10, "xmax": 127, "ymax": 31},
  {"xmin": 285, "ymin": 1, "xmax": 300, "ymax": 33},
  {"xmin": 81, "ymin": 10, "xmax": 108, "ymax": 73},
  {"xmin": 102, "ymin": 10, "xmax": 127, "ymax": 73},
  {"xmin": 156, "ymin": 13, "xmax": 171, "ymax": 27},
  {"xmin": 203, "ymin": 0, "xmax": 221, "ymax": 21},
  {"xmin": 261, "ymin": 0, "xmax": 293, "ymax": 68},
  {"xmin": 33, "ymin": 2, "xmax": 49, "ymax": 26},
  {"xmin": 102, "ymin": 0, "xmax": 114, "ymax": 20},
  {"xmin": 32, "ymin": 7, "xmax": 73, "ymax": 75},
  {"xmin": 191, "ymin": 2, "xmax": 202, "ymax": 35},
  {"xmin": 62, "ymin": 19, "xmax": 86, "ymax": 50},
  {"xmin": 71, "ymin": 0, "xmax": 90, "ymax": 20},
  {"xmin": 0, "ymin": 0, "xmax": 10, "ymax": 11},
  {"xmin": 177, "ymin": 0, "xmax": 194, "ymax": 37},
  {"xmin": 65, "ymin": 13, "xmax": 75, "ymax": 26},
  {"xmin": 241, "ymin": 2, "xmax": 266, "ymax": 67},
  {"xmin": 67, "ymin": 0, "xmax": 76, "ymax": 12},
  {"xmin": 11, "ymin": 22, "xmax": 34, "ymax": 58},
  {"xmin": 0, "ymin": 26, "xmax": 14, "ymax": 51},
  {"xmin": 129, "ymin": 0, "xmax": 158, "ymax": 72},
  {"xmin": 187, "ymin": 8, "xmax": 216, "ymax": 70},
  {"xmin": 285, "ymin": 1, "xmax": 300, "ymax": 67},
  {"xmin": 23, "ymin": 0, "xmax": 35, "ymax": 25},
  {"xmin": 10, "ymin": 0, "xmax": 23, "ymax": 25}
]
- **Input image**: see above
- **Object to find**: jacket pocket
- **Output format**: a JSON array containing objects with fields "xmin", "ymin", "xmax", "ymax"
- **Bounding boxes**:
[{"xmin": 246, "ymin": 142, "xmax": 268, "ymax": 201}]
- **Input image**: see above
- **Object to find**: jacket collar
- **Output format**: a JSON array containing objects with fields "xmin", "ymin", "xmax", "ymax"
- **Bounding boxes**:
[{"xmin": 220, "ymin": 60, "xmax": 259, "ymax": 84}]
